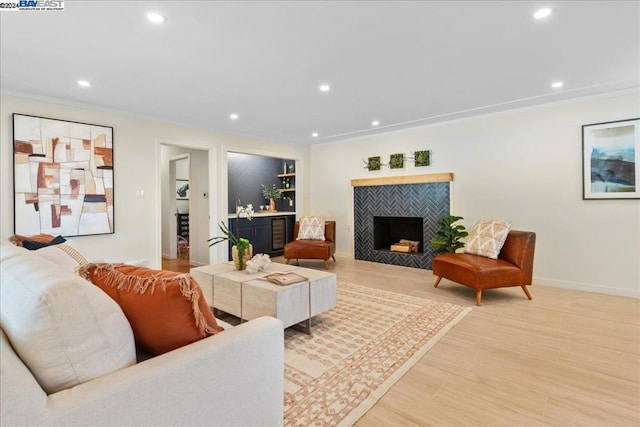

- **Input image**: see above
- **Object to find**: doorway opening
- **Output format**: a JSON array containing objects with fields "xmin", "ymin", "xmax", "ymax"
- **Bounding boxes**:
[{"xmin": 161, "ymin": 144, "xmax": 210, "ymax": 268}]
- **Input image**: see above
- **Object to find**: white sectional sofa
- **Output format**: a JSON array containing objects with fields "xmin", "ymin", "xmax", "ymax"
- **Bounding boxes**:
[{"xmin": 0, "ymin": 244, "xmax": 284, "ymax": 426}]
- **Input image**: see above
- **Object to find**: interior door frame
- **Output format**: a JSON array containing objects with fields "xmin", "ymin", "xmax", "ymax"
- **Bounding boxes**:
[
  {"xmin": 167, "ymin": 154, "xmax": 190, "ymax": 260},
  {"xmin": 156, "ymin": 139, "xmax": 218, "ymax": 267}
]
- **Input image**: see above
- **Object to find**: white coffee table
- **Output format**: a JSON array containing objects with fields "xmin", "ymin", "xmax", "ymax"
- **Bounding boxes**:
[{"xmin": 191, "ymin": 263, "xmax": 336, "ymax": 334}]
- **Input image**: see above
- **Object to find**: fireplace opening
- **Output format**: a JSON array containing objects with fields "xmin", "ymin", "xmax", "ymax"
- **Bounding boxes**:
[{"xmin": 373, "ymin": 216, "xmax": 424, "ymax": 253}]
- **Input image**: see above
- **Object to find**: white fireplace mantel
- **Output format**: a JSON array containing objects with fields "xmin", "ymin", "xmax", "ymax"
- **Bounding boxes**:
[{"xmin": 351, "ymin": 173, "xmax": 453, "ymax": 187}]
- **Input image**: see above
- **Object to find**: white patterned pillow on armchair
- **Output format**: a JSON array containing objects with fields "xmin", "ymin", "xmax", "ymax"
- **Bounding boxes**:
[
  {"xmin": 297, "ymin": 216, "xmax": 326, "ymax": 240},
  {"xmin": 464, "ymin": 220, "xmax": 512, "ymax": 259}
]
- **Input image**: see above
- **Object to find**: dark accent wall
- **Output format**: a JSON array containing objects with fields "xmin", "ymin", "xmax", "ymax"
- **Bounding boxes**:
[
  {"xmin": 354, "ymin": 182, "xmax": 450, "ymax": 269},
  {"xmin": 227, "ymin": 153, "xmax": 294, "ymax": 213}
]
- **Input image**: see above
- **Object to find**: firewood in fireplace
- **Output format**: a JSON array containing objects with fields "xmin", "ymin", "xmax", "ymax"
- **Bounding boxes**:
[{"xmin": 390, "ymin": 239, "xmax": 420, "ymax": 253}]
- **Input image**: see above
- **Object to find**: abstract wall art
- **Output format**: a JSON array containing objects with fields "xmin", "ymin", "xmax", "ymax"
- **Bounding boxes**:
[
  {"xmin": 13, "ymin": 114, "xmax": 115, "ymax": 236},
  {"xmin": 582, "ymin": 118, "xmax": 639, "ymax": 199}
]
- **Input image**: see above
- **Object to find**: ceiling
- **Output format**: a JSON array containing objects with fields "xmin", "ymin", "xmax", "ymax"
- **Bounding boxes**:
[{"xmin": 1, "ymin": 1, "xmax": 639, "ymax": 146}]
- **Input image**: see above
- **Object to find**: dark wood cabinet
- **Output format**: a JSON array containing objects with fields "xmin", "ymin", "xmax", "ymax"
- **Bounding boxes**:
[{"xmin": 228, "ymin": 215, "xmax": 295, "ymax": 259}]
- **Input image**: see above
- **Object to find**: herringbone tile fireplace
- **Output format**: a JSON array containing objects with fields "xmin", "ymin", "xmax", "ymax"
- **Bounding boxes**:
[{"xmin": 353, "ymin": 181, "xmax": 450, "ymax": 269}]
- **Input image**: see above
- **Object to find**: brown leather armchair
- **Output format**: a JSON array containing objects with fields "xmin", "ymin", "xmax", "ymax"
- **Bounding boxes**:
[
  {"xmin": 432, "ymin": 230, "xmax": 536, "ymax": 305},
  {"xmin": 284, "ymin": 221, "xmax": 336, "ymax": 269}
]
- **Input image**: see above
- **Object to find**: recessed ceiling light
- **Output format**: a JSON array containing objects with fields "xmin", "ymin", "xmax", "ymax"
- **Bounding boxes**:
[
  {"xmin": 319, "ymin": 84, "xmax": 331, "ymax": 93},
  {"xmin": 371, "ymin": 120, "xmax": 380, "ymax": 127},
  {"xmin": 229, "ymin": 113, "xmax": 239, "ymax": 120},
  {"xmin": 311, "ymin": 132, "xmax": 319, "ymax": 138},
  {"xmin": 551, "ymin": 81, "xmax": 564, "ymax": 88},
  {"xmin": 146, "ymin": 12, "xmax": 166, "ymax": 24},
  {"xmin": 533, "ymin": 8, "xmax": 552, "ymax": 19},
  {"xmin": 77, "ymin": 80, "xmax": 91, "ymax": 88}
]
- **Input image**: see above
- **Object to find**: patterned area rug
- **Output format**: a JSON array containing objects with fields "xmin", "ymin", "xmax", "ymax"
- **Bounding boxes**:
[{"xmin": 284, "ymin": 282, "xmax": 471, "ymax": 426}]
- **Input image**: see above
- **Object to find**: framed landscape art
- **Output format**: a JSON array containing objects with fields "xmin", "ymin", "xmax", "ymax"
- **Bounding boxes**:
[
  {"xmin": 13, "ymin": 114, "xmax": 114, "ymax": 236},
  {"xmin": 582, "ymin": 118, "xmax": 639, "ymax": 200}
]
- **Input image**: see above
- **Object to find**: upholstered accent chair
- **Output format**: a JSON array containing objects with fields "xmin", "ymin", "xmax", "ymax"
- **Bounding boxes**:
[
  {"xmin": 284, "ymin": 221, "xmax": 336, "ymax": 269},
  {"xmin": 432, "ymin": 230, "xmax": 536, "ymax": 305}
]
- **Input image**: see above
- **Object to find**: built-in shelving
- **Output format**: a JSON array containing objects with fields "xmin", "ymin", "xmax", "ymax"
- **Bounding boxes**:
[{"xmin": 278, "ymin": 164, "xmax": 295, "ymax": 210}]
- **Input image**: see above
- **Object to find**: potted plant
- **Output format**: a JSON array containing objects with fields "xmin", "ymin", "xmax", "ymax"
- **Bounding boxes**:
[
  {"xmin": 261, "ymin": 184, "xmax": 282, "ymax": 212},
  {"xmin": 208, "ymin": 200, "xmax": 254, "ymax": 270},
  {"xmin": 430, "ymin": 215, "xmax": 468, "ymax": 254}
]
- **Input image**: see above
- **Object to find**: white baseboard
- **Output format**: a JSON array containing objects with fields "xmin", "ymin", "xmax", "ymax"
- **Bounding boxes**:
[
  {"xmin": 534, "ymin": 276, "xmax": 639, "ymax": 299},
  {"xmin": 330, "ymin": 251, "xmax": 638, "ymax": 299}
]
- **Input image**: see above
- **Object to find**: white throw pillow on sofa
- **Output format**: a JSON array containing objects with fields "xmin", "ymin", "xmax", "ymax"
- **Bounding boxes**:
[
  {"xmin": 0, "ymin": 247, "xmax": 136, "ymax": 394},
  {"xmin": 34, "ymin": 243, "xmax": 89, "ymax": 271},
  {"xmin": 0, "ymin": 242, "xmax": 26, "ymax": 262}
]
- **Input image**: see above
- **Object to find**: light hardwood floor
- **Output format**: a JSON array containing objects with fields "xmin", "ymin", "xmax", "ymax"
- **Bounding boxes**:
[{"xmin": 162, "ymin": 255, "xmax": 640, "ymax": 426}]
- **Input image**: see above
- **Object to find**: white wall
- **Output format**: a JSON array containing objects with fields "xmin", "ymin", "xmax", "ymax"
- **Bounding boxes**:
[
  {"xmin": 310, "ymin": 90, "xmax": 640, "ymax": 297},
  {"xmin": 3, "ymin": 92, "xmax": 637, "ymax": 297},
  {"xmin": 0, "ymin": 94, "xmax": 308, "ymax": 267}
]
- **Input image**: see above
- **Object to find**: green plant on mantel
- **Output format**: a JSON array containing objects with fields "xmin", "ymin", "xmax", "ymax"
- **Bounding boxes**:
[{"xmin": 431, "ymin": 215, "xmax": 468, "ymax": 254}]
